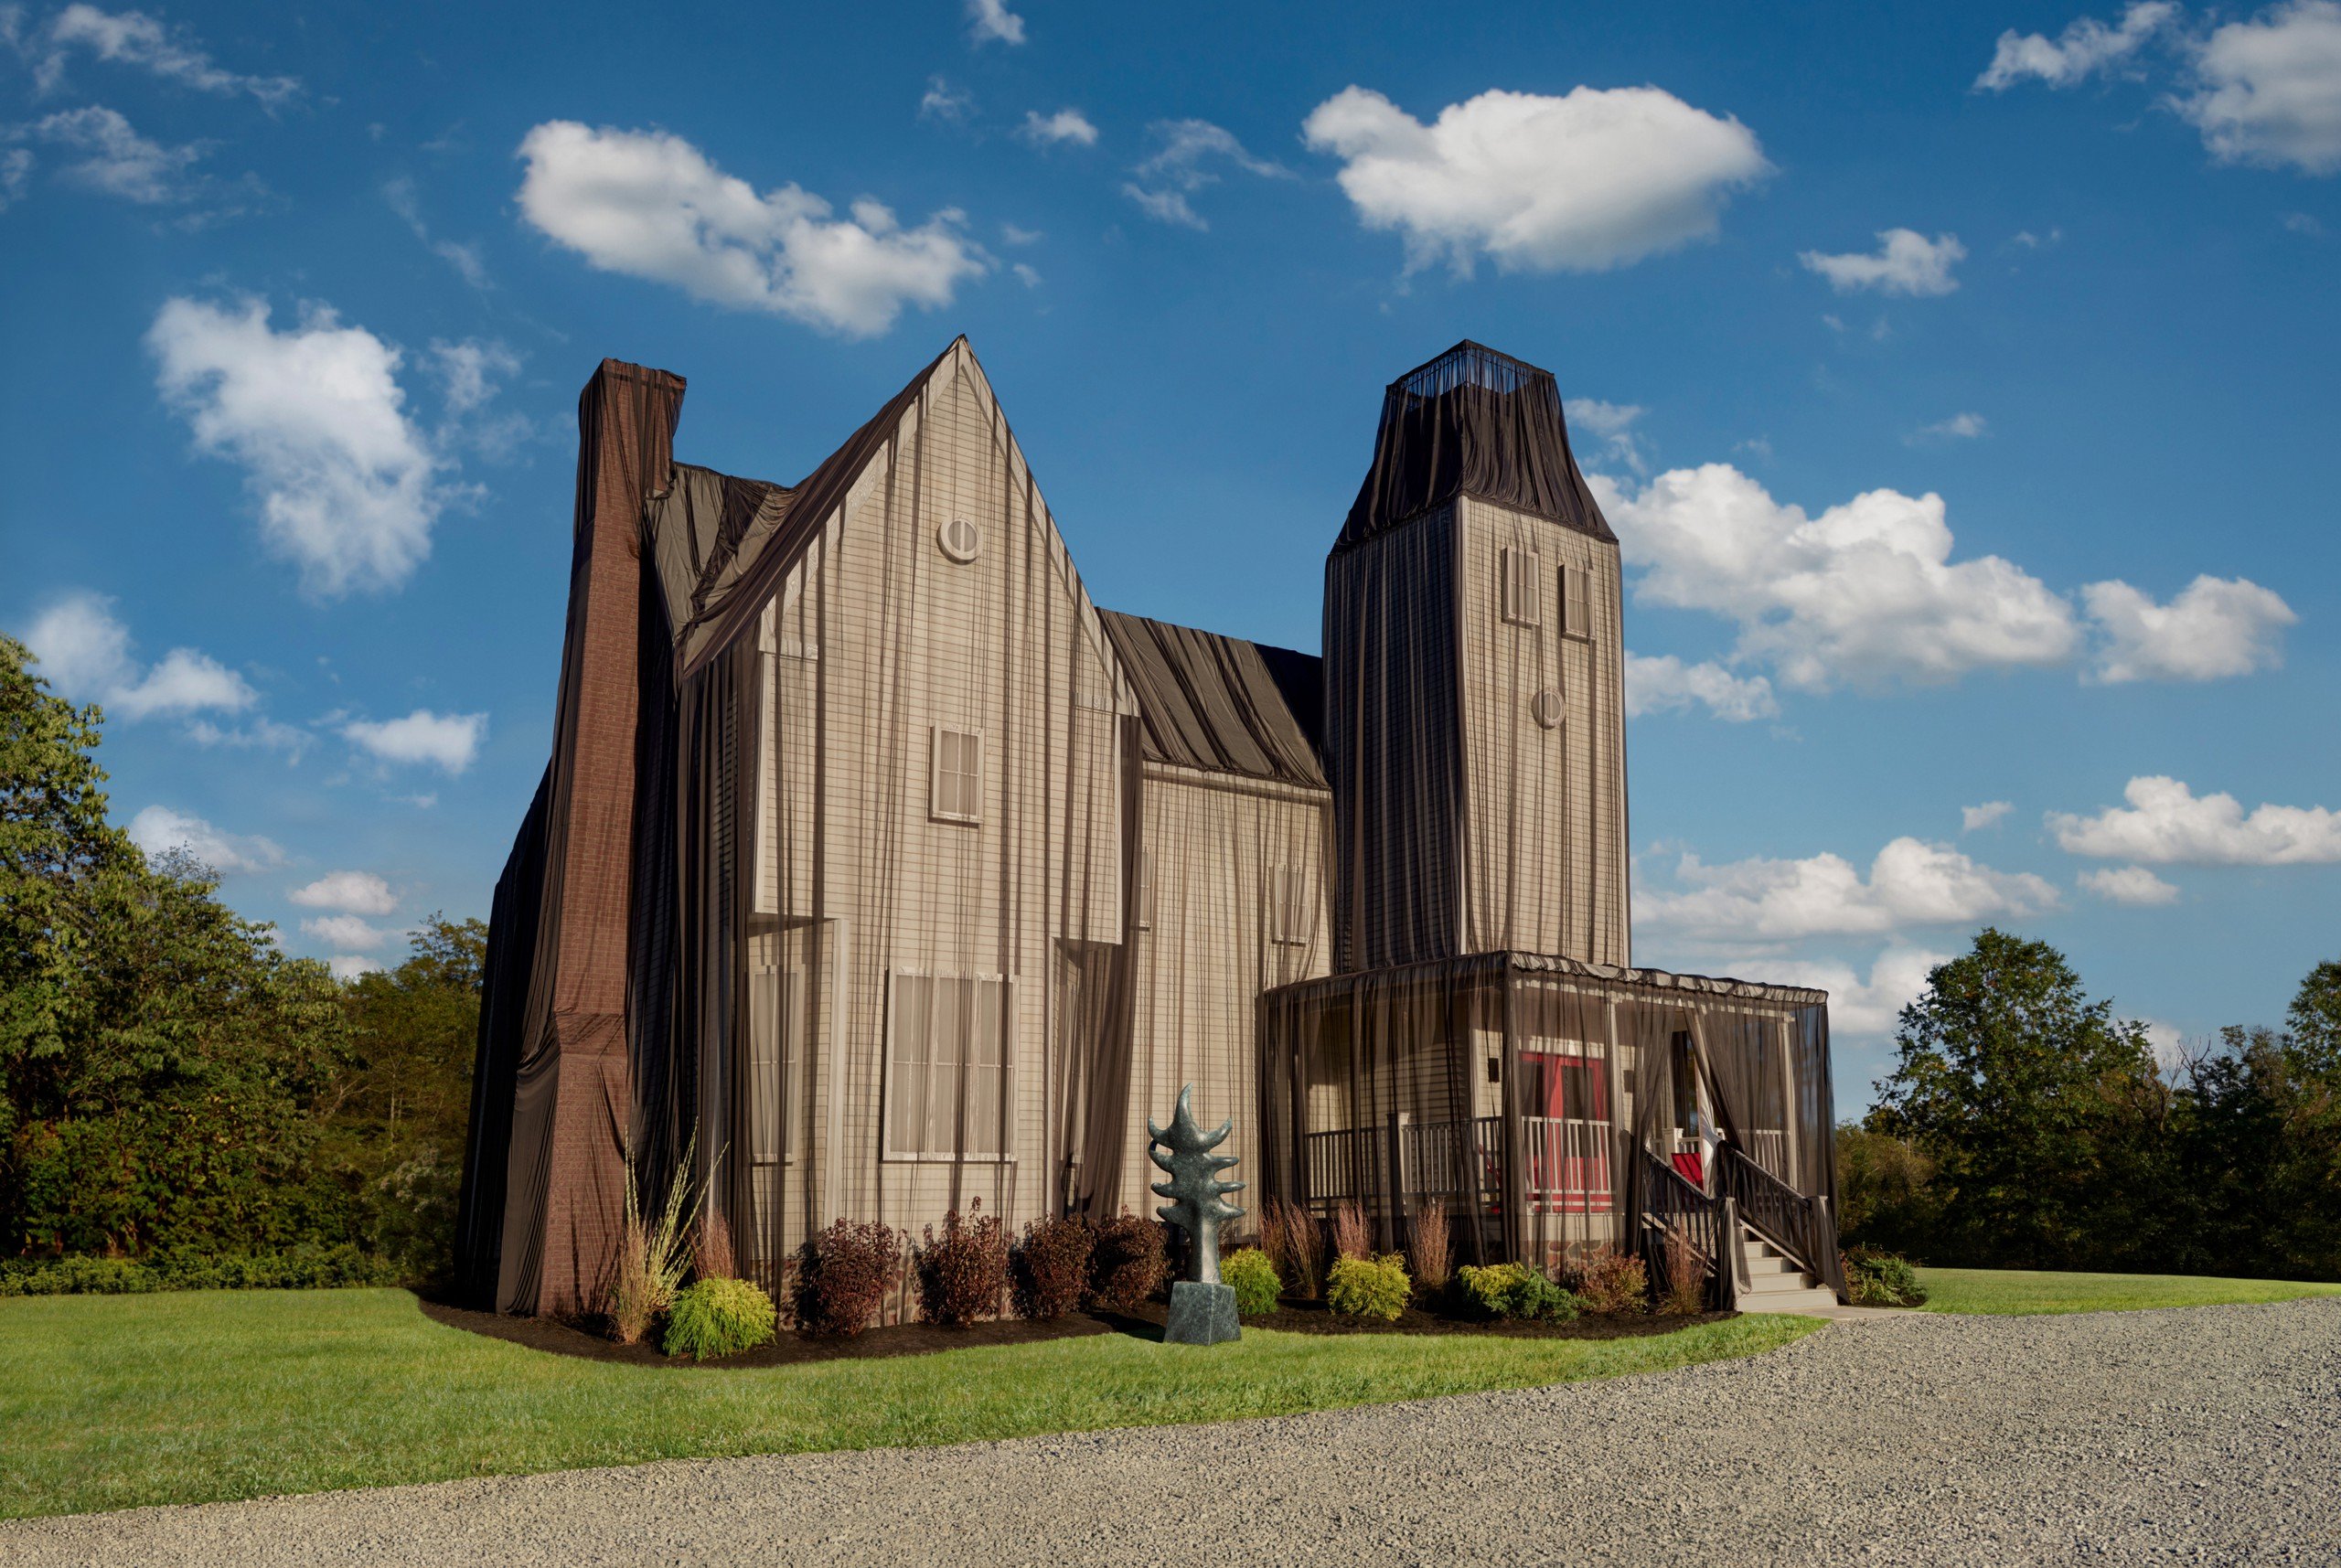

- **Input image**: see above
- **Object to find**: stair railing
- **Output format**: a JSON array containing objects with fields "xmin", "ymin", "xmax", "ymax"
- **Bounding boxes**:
[
  {"xmin": 1716, "ymin": 1143, "xmax": 1845, "ymax": 1299},
  {"xmin": 1638, "ymin": 1149, "xmax": 1735, "ymax": 1311}
]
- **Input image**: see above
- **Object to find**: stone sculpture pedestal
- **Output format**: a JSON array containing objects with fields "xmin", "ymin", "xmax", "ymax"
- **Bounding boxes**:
[{"xmin": 1163, "ymin": 1280, "xmax": 1240, "ymax": 1346}]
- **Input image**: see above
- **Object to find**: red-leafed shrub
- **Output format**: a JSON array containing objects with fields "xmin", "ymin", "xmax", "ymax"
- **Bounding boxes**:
[
  {"xmin": 1568, "ymin": 1244, "xmax": 1649, "ymax": 1315},
  {"xmin": 1011, "ymin": 1215, "xmax": 1094, "ymax": 1321},
  {"xmin": 792, "ymin": 1219, "xmax": 902, "ymax": 1338},
  {"xmin": 914, "ymin": 1201, "xmax": 1008, "ymax": 1327},
  {"xmin": 1087, "ymin": 1210, "xmax": 1167, "ymax": 1309}
]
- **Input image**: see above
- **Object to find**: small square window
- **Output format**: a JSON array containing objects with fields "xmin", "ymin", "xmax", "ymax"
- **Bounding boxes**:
[
  {"xmin": 1501, "ymin": 547, "xmax": 1541, "ymax": 627},
  {"xmin": 1561, "ymin": 563, "xmax": 1591, "ymax": 640},
  {"xmin": 931, "ymin": 727, "xmax": 983, "ymax": 825},
  {"xmin": 1267, "ymin": 864, "xmax": 1314, "ymax": 946}
]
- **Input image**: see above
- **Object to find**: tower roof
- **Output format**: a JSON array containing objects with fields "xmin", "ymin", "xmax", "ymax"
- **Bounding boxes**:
[{"xmin": 1334, "ymin": 340, "xmax": 1617, "ymax": 552}]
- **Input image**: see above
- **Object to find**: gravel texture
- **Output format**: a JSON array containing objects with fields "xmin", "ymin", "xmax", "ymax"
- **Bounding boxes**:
[{"xmin": 5, "ymin": 1298, "xmax": 2336, "ymax": 1567}]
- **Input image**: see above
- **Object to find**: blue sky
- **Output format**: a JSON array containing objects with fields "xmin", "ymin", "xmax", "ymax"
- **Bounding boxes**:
[{"xmin": 4, "ymin": 0, "xmax": 2336, "ymax": 1104}]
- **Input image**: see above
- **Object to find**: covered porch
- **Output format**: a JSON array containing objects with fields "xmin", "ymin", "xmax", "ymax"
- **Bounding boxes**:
[{"xmin": 1257, "ymin": 951, "xmax": 1846, "ymax": 1307}]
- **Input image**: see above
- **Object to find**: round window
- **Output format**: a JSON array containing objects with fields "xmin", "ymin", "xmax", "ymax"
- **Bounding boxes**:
[
  {"xmin": 1529, "ymin": 689, "xmax": 1565, "ymax": 730},
  {"xmin": 938, "ymin": 517, "xmax": 980, "ymax": 563}
]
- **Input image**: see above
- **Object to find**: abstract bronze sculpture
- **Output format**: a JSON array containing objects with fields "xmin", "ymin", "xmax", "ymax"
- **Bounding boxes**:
[{"xmin": 1149, "ymin": 1083, "xmax": 1245, "ymax": 1344}]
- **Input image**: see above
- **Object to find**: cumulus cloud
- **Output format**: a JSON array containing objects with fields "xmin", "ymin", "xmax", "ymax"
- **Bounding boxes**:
[
  {"xmin": 301, "ymin": 913, "xmax": 390, "ymax": 949},
  {"xmin": 1975, "ymin": 2, "xmax": 2177, "ymax": 91},
  {"xmin": 1597, "ymin": 464, "xmax": 2079, "ymax": 690},
  {"xmin": 341, "ymin": 708, "xmax": 486, "ymax": 773},
  {"xmin": 27, "ymin": 4, "xmax": 299, "ymax": 105},
  {"xmin": 22, "ymin": 591, "xmax": 257, "ymax": 720},
  {"xmin": 965, "ymin": 0, "xmax": 1024, "ymax": 46},
  {"xmin": 1623, "ymin": 652, "xmax": 1779, "ymax": 722},
  {"xmin": 2048, "ymin": 776, "xmax": 2341, "ymax": 864},
  {"xmin": 13, "ymin": 104, "xmax": 206, "ymax": 203},
  {"xmin": 288, "ymin": 869, "xmax": 398, "ymax": 915},
  {"xmin": 1638, "ymin": 837, "xmax": 2061, "ymax": 944},
  {"xmin": 1564, "ymin": 397, "xmax": 1649, "ymax": 473},
  {"xmin": 516, "ymin": 121, "xmax": 987, "ymax": 337},
  {"xmin": 2081, "ymin": 574, "xmax": 2295, "ymax": 681},
  {"xmin": 1121, "ymin": 118, "xmax": 1289, "ymax": 230},
  {"xmin": 1019, "ymin": 108, "xmax": 1097, "ymax": 147},
  {"xmin": 148, "ymin": 296, "xmax": 449, "ymax": 597},
  {"xmin": 1962, "ymin": 801, "xmax": 2014, "ymax": 833},
  {"xmin": 327, "ymin": 955, "xmax": 383, "ymax": 980},
  {"xmin": 126, "ymin": 804, "xmax": 284, "ymax": 873},
  {"xmin": 1301, "ymin": 84, "xmax": 1769, "ymax": 273},
  {"xmin": 1764, "ymin": 947, "xmax": 1951, "ymax": 1039},
  {"xmin": 1799, "ymin": 229, "xmax": 1966, "ymax": 295},
  {"xmin": 2177, "ymin": 1, "xmax": 2341, "ymax": 175},
  {"xmin": 2079, "ymin": 864, "xmax": 2182, "ymax": 905},
  {"xmin": 919, "ymin": 77, "xmax": 975, "ymax": 125}
]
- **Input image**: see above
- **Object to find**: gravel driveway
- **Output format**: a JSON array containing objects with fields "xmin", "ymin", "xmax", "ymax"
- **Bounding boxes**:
[{"xmin": 5, "ymin": 1298, "xmax": 2336, "ymax": 1567}]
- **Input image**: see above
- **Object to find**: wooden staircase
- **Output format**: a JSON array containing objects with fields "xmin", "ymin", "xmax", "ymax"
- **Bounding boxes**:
[{"xmin": 1734, "ymin": 1224, "xmax": 1836, "ymax": 1313}]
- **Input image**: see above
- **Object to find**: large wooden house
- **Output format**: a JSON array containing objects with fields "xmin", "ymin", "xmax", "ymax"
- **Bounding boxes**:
[{"xmin": 455, "ymin": 339, "xmax": 1844, "ymax": 1318}]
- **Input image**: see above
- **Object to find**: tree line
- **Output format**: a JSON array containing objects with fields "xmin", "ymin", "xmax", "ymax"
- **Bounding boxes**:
[
  {"xmin": 2, "ymin": 635, "xmax": 481, "ymax": 1280},
  {"xmin": 1842, "ymin": 927, "xmax": 2341, "ymax": 1282}
]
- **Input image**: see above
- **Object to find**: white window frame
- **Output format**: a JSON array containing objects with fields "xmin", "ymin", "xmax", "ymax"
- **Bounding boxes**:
[
  {"xmin": 1561, "ymin": 561, "xmax": 1591, "ymax": 641},
  {"xmin": 1267, "ymin": 863, "xmax": 1314, "ymax": 947},
  {"xmin": 1500, "ymin": 546, "xmax": 1542, "ymax": 628},
  {"xmin": 929, "ymin": 725, "xmax": 984, "ymax": 826},
  {"xmin": 1134, "ymin": 848, "xmax": 1155, "ymax": 931},
  {"xmin": 882, "ymin": 970, "xmax": 1015, "ymax": 1162}
]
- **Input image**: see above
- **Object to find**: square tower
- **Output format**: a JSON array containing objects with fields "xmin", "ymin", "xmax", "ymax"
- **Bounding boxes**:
[{"xmin": 1323, "ymin": 343, "xmax": 1630, "ymax": 972}]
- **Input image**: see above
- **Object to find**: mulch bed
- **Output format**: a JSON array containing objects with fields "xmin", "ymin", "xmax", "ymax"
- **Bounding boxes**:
[{"xmin": 418, "ymin": 1290, "xmax": 1730, "ymax": 1368}]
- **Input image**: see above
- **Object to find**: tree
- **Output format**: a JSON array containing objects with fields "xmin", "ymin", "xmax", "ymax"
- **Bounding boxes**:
[
  {"xmin": 1868, "ymin": 928, "xmax": 2168, "ymax": 1270},
  {"xmin": 2285, "ymin": 960, "xmax": 2341, "ymax": 1078}
]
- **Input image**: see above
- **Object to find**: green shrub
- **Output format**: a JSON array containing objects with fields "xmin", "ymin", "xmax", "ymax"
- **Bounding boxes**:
[
  {"xmin": 662, "ymin": 1275, "xmax": 779, "ymax": 1360},
  {"xmin": 0, "ymin": 1247, "xmax": 403, "ymax": 1296},
  {"xmin": 1456, "ymin": 1261, "xmax": 1580, "ymax": 1322},
  {"xmin": 1568, "ymin": 1245, "xmax": 1648, "ymax": 1314},
  {"xmin": 1221, "ymin": 1247, "xmax": 1282, "ymax": 1317},
  {"xmin": 0, "ymin": 1256, "xmax": 160, "ymax": 1296},
  {"xmin": 1842, "ymin": 1246, "xmax": 1928, "ymax": 1307},
  {"xmin": 1326, "ymin": 1252, "xmax": 1410, "ymax": 1321}
]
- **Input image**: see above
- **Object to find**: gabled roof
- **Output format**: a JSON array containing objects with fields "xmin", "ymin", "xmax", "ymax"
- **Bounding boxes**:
[
  {"xmin": 1336, "ymin": 339, "xmax": 1617, "ymax": 553},
  {"xmin": 1097, "ymin": 611, "xmax": 1326, "ymax": 789}
]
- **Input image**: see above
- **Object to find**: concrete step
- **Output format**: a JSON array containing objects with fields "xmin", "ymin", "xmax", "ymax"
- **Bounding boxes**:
[
  {"xmin": 1740, "ymin": 1253, "xmax": 1799, "ymax": 1277},
  {"xmin": 1737, "ymin": 1284, "xmax": 1840, "ymax": 1314}
]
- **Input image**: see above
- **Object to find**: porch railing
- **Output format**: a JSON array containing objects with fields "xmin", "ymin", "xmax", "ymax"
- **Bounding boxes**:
[
  {"xmin": 1301, "ymin": 1115, "xmax": 1502, "ymax": 1209},
  {"xmin": 1521, "ymin": 1117, "xmax": 1614, "ymax": 1212},
  {"xmin": 1639, "ymin": 1148, "xmax": 1735, "ymax": 1311}
]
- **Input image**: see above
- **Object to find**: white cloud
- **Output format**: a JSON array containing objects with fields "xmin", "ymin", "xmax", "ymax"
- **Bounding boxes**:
[
  {"xmin": 1302, "ymin": 84, "xmax": 1769, "ymax": 274},
  {"xmin": 289, "ymin": 869, "xmax": 399, "ymax": 915},
  {"xmin": 1623, "ymin": 652, "xmax": 1779, "ymax": 722},
  {"xmin": 1910, "ymin": 411, "xmax": 1988, "ymax": 442},
  {"xmin": 1976, "ymin": 2, "xmax": 2177, "ymax": 90},
  {"xmin": 429, "ymin": 337, "xmax": 519, "ymax": 416},
  {"xmin": 327, "ymin": 955, "xmax": 384, "ymax": 980},
  {"xmin": 1765, "ymin": 947, "xmax": 1951, "ymax": 1039},
  {"xmin": 341, "ymin": 708, "xmax": 486, "ymax": 773},
  {"xmin": 31, "ymin": 4, "xmax": 299, "ymax": 105},
  {"xmin": 16, "ymin": 104, "xmax": 205, "ymax": 203},
  {"xmin": 1564, "ymin": 397, "xmax": 1649, "ymax": 473},
  {"xmin": 2176, "ymin": 0, "xmax": 2341, "ymax": 173},
  {"xmin": 1122, "ymin": 118, "xmax": 1289, "ymax": 231},
  {"xmin": 301, "ymin": 913, "xmax": 390, "ymax": 949},
  {"xmin": 2079, "ymin": 864, "xmax": 2182, "ymax": 905},
  {"xmin": 999, "ymin": 221, "xmax": 1042, "ymax": 245},
  {"xmin": 1962, "ymin": 800, "xmax": 2014, "ymax": 833},
  {"xmin": 2081, "ymin": 574, "xmax": 2295, "ymax": 682},
  {"xmin": 1596, "ymin": 463, "xmax": 2080, "ymax": 690},
  {"xmin": 1799, "ymin": 229, "xmax": 1965, "ymax": 295},
  {"xmin": 965, "ymin": 0, "xmax": 1025, "ymax": 46},
  {"xmin": 126, "ymin": 804, "xmax": 284, "ymax": 873},
  {"xmin": 1, "ymin": 146, "xmax": 31, "ymax": 209},
  {"xmin": 22, "ymin": 591, "xmax": 257, "ymax": 720},
  {"xmin": 1011, "ymin": 261, "xmax": 1041, "ymax": 288},
  {"xmin": 382, "ymin": 176, "xmax": 489, "ymax": 289},
  {"xmin": 1639, "ymin": 837, "xmax": 2061, "ymax": 944},
  {"xmin": 185, "ymin": 715, "xmax": 308, "ymax": 757},
  {"xmin": 919, "ymin": 77, "xmax": 975, "ymax": 125},
  {"xmin": 1019, "ymin": 108, "xmax": 1098, "ymax": 147},
  {"xmin": 148, "ymin": 296, "xmax": 447, "ymax": 597},
  {"xmin": 2048, "ymin": 775, "xmax": 2341, "ymax": 864},
  {"xmin": 515, "ymin": 121, "xmax": 987, "ymax": 337}
]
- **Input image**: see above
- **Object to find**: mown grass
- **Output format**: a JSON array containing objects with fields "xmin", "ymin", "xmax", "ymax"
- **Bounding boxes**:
[
  {"xmin": 1917, "ymin": 1266, "xmax": 2341, "ymax": 1317},
  {"xmin": 0, "ymin": 1288, "xmax": 1821, "ymax": 1520}
]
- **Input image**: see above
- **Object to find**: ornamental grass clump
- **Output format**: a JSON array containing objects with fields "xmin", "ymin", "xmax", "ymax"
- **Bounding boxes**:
[
  {"xmin": 605, "ymin": 1136, "xmax": 702, "ymax": 1346},
  {"xmin": 1456, "ymin": 1261, "xmax": 1579, "ymax": 1322},
  {"xmin": 1326, "ymin": 1252, "xmax": 1411, "ymax": 1321},
  {"xmin": 1843, "ymin": 1246, "xmax": 1928, "ymax": 1307},
  {"xmin": 692, "ymin": 1211, "xmax": 737, "ymax": 1282},
  {"xmin": 1658, "ymin": 1231, "xmax": 1707, "ymax": 1316},
  {"xmin": 914, "ymin": 1201, "xmax": 1008, "ymax": 1327},
  {"xmin": 1010, "ymin": 1215, "xmax": 1094, "ymax": 1320},
  {"xmin": 1087, "ymin": 1210, "xmax": 1167, "ymax": 1310},
  {"xmin": 1261, "ymin": 1197, "xmax": 1324, "ymax": 1298},
  {"xmin": 662, "ymin": 1275, "xmax": 778, "ymax": 1360},
  {"xmin": 1330, "ymin": 1200, "xmax": 1372, "ymax": 1262},
  {"xmin": 1407, "ymin": 1203, "xmax": 1452, "ymax": 1293},
  {"xmin": 1221, "ymin": 1246, "xmax": 1283, "ymax": 1317},
  {"xmin": 1569, "ymin": 1244, "xmax": 1648, "ymax": 1315},
  {"xmin": 792, "ymin": 1219, "xmax": 902, "ymax": 1338}
]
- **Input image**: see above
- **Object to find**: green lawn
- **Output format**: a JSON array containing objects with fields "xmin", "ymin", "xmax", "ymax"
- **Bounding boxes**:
[
  {"xmin": 0, "ymin": 1289, "xmax": 1820, "ymax": 1520},
  {"xmin": 1917, "ymin": 1267, "xmax": 2341, "ymax": 1316}
]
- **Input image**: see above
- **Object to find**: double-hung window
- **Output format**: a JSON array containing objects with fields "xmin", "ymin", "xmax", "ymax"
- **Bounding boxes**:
[
  {"xmin": 1561, "ymin": 562, "xmax": 1591, "ymax": 640},
  {"xmin": 1500, "ymin": 547, "xmax": 1541, "ymax": 627},
  {"xmin": 885, "ymin": 972, "xmax": 1010, "ymax": 1159},
  {"xmin": 931, "ymin": 726, "xmax": 983, "ymax": 824},
  {"xmin": 1267, "ymin": 864, "xmax": 1314, "ymax": 946}
]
